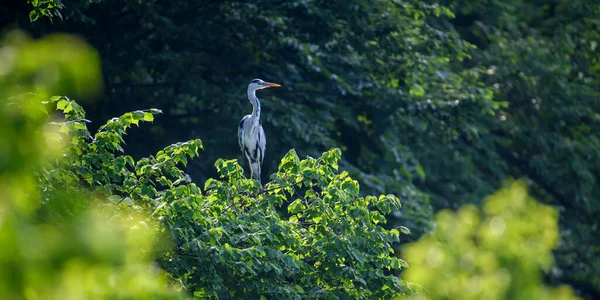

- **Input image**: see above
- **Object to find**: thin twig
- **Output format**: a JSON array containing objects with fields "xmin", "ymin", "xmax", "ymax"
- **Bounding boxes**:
[{"xmin": 259, "ymin": 180, "xmax": 305, "ymax": 194}]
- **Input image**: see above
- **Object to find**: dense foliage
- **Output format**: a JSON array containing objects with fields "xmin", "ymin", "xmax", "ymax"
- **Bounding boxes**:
[{"xmin": 1, "ymin": 0, "xmax": 598, "ymax": 298}]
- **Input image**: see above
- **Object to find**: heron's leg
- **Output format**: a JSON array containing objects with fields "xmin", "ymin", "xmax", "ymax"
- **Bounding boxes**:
[{"xmin": 250, "ymin": 161, "xmax": 261, "ymax": 183}]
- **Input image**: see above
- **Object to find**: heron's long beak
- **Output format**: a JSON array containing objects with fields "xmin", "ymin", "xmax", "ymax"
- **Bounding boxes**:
[{"xmin": 262, "ymin": 82, "xmax": 281, "ymax": 87}]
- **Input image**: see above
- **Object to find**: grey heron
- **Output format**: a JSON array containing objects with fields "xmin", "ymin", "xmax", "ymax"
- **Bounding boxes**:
[{"xmin": 238, "ymin": 78, "xmax": 280, "ymax": 183}]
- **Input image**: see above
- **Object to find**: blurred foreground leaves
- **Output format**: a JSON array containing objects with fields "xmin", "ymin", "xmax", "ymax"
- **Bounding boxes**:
[
  {"xmin": 401, "ymin": 181, "xmax": 579, "ymax": 300},
  {"xmin": 0, "ymin": 31, "xmax": 180, "ymax": 299}
]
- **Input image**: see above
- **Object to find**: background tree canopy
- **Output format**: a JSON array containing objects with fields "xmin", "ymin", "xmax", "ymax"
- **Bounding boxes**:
[{"xmin": 1, "ymin": 0, "xmax": 598, "ymax": 298}]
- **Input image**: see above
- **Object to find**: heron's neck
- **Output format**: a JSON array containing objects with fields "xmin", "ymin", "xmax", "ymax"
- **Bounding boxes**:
[{"xmin": 247, "ymin": 88, "xmax": 261, "ymax": 121}]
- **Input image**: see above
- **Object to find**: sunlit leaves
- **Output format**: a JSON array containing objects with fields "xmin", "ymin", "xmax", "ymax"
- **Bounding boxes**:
[
  {"xmin": 152, "ymin": 148, "xmax": 410, "ymax": 298},
  {"xmin": 28, "ymin": 0, "xmax": 65, "ymax": 22}
]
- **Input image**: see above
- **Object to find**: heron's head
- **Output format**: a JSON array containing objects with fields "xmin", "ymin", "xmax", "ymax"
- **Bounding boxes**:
[{"xmin": 248, "ymin": 78, "xmax": 281, "ymax": 91}]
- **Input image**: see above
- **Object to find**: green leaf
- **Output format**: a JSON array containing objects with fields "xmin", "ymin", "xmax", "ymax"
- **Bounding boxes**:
[
  {"xmin": 204, "ymin": 178, "xmax": 218, "ymax": 190},
  {"xmin": 415, "ymin": 165, "xmax": 426, "ymax": 179},
  {"xmin": 29, "ymin": 10, "xmax": 40, "ymax": 22},
  {"xmin": 56, "ymin": 99, "xmax": 68, "ymax": 110},
  {"xmin": 351, "ymin": 250, "xmax": 365, "ymax": 264},
  {"xmin": 288, "ymin": 199, "xmax": 305, "ymax": 214},
  {"xmin": 399, "ymin": 226, "xmax": 411, "ymax": 235}
]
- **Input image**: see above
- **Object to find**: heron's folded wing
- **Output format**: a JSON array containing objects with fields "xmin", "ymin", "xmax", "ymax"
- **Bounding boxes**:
[{"xmin": 238, "ymin": 115, "xmax": 250, "ymax": 152}]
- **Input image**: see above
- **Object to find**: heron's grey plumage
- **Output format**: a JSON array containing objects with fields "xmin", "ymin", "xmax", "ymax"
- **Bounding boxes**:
[{"xmin": 238, "ymin": 79, "xmax": 279, "ymax": 183}]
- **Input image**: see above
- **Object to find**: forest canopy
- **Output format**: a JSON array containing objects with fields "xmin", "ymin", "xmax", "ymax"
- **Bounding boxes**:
[{"xmin": 0, "ymin": 0, "xmax": 598, "ymax": 299}]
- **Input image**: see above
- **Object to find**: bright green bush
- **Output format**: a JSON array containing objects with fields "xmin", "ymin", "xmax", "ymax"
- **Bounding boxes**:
[{"xmin": 159, "ymin": 149, "xmax": 409, "ymax": 298}]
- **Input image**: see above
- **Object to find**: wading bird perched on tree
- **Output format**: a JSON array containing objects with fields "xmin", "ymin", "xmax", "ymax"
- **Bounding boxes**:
[{"xmin": 238, "ymin": 78, "xmax": 281, "ymax": 184}]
